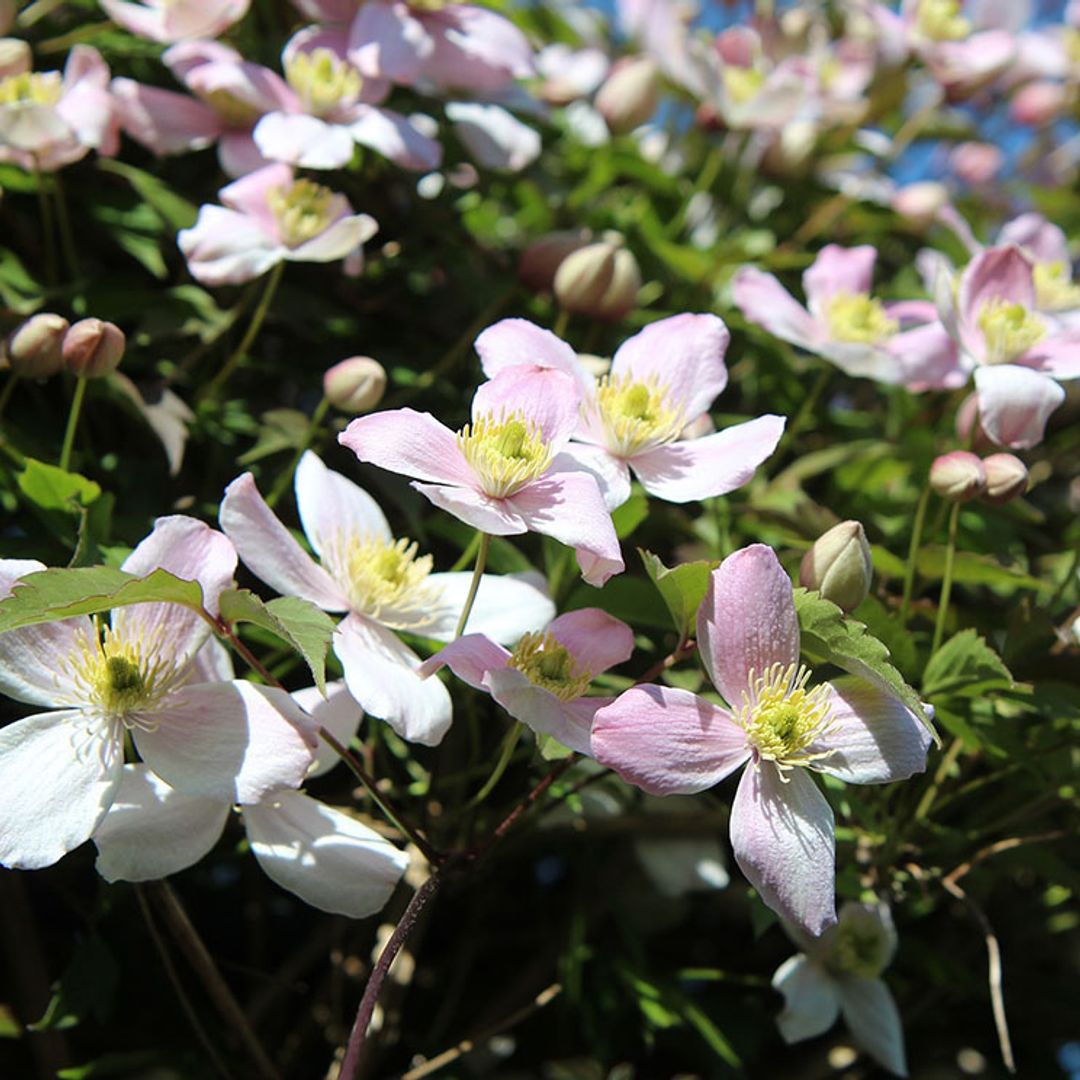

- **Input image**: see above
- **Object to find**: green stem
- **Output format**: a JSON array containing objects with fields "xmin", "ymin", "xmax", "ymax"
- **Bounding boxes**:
[
  {"xmin": 18, "ymin": 0, "xmax": 67, "ymax": 25},
  {"xmin": 58, "ymin": 376, "xmax": 87, "ymax": 472},
  {"xmin": 51, "ymin": 173, "xmax": 81, "ymax": 284},
  {"xmin": 930, "ymin": 501, "xmax": 961, "ymax": 656},
  {"xmin": 782, "ymin": 366, "xmax": 831, "ymax": 448},
  {"xmin": 454, "ymin": 532, "xmax": 491, "ymax": 639},
  {"xmin": 467, "ymin": 722, "xmax": 522, "ymax": 808},
  {"xmin": 266, "ymin": 396, "xmax": 330, "ymax": 509},
  {"xmin": 913, "ymin": 736, "xmax": 963, "ymax": 823},
  {"xmin": 552, "ymin": 308, "xmax": 570, "ymax": 338},
  {"xmin": 900, "ymin": 484, "xmax": 932, "ymax": 626},
  {"xmin": 0, "ymin": 374, "xmax": 19, "ymax": 421},
  {"xmin": 200, "ymin": 262, "xmax": 283, "ymax": 401},
  {"xmin": 450, "ymin": 532, "xmax": 481, "ymax": 572}
]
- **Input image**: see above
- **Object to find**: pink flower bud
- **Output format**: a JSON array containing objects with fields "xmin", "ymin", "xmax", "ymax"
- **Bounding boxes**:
[
  {"xmin": 930, "ymin": 451, "xmax": 987, "ymax": 502},
  {"xmin": 553, "ymin": 238, "xmax": 641, "ymax": 322},
  {"xmin": 0, "ymin": 36, "xmax": 30, "ymax": 78},
  {"xmin": 891, "ymin": 182, "xmax": 949, "ymax": 229},
  {"xmin": 1010, "ymin": 81, "xmax": 1069, "ymax": 127},
  {"xmin": 595, "ymin": 56, "xmax": 660, "ymax": 135},
  {"xmin": 62, "ymin": 318, "xmax": 125, "ymax": 379},
  {"xmin": 949, "ymin": 142, "xmax": 1003, "ymax": 186},
  {"xmin": 799, "ymin": 521, "xmax": 873, "ymax": 613},
  {"xmin": 981, "ymin": 453, "xmax": 1028, "ymax": 505},
  {"xmin": 323, "ymin": 356, "xmax": 387, "ymax": 414},
  {"xmin": 4, "ymin": 313, "xmax": 69, "ymax": 379},
  {"xmin": 518, "ymin": 230, "xmax": 592, "ymax": 293}
]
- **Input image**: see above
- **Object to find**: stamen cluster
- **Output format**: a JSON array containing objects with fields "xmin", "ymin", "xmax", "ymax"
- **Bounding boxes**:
[
  {"xmin": 737, "ymin": 662, "xmax": 835, "ymax": 771},
  {"xmin": 594, "ymin": 374, "xmax": 686, "ymax": 457},
  {"xmin": 976, "ymin": 297, "xmax": 1046, "ymax": 363},
  {"xmin": 457, "ymin": 412, "xmax": 553, "ymax": 498},
  {"xmin": 268, "ymin": 179, "xmax": 336, "ymax": 247},
  {"xmin": 508, "ymin": 631, "xmax": 591, "ymax": 701},
  {"xmin": 825, "ymin": 293, "xmax": 899, "ymax": 345}
]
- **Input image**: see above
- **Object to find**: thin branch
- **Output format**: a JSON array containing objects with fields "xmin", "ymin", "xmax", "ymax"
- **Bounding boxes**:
[{"xmin": 634, "ymin": 640, "xmax": 697, "ymax": 686}]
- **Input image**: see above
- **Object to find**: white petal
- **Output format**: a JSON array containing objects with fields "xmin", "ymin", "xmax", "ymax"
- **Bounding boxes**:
[
  {"xmin": 423, "ymin": 570, "xmax": 555, "ymax": 643},
  {"xmin": 295, "ymin": 450, "xmax": 392, "ymax": 557},
  {"xmin": 837, "ymin": 977, "xmax": 909, "ymax": 1076},
  {"xmin": 772, "ymin": 954, "xmax": 842, "ymax": 1042},
  {"xmin": 292, "ymin": 680, "xmax": 364, "ymax": 778}
]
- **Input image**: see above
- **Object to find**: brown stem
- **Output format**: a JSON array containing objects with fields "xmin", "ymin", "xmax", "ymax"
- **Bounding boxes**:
[
  {"xmin": 635, "ymin": 640, "xmax": 697, "ymax": 686},
  {"xmin": 489, "ymin": 755, "xmax": 579, "ymax": 847}
]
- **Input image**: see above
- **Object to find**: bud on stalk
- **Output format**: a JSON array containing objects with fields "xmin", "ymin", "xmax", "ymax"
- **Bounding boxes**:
[
  {"xmin": 929, "ymin": 450, "xmax": 986, "ymax": 502},
  {"xmin": 799, "ymin": 520, "xmax": 873, "ymax": 613},
  {"xmin": 981, "ymin": 453, "xmax": 1028, "ymax": 505},
  {"xmin": 324, "ymin": 356, "xmax": 387, "ymax": 414},
  {"xmin": 62, "ymin": 319, "xmax": 125, "ymax": 379},
  {"xmin": 553, "ymin": 238, "xmax": 641, "ymax": 322},
  {"xmin": 5, "ymin": 313, "xmax": 69, "ymax": 378}
]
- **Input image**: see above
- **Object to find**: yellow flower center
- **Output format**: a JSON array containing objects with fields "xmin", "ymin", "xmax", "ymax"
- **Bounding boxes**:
[
  {"xmin": 285, "ymin": 47, "xmax": 362, "ymax": 117},
  {"xmin": 457, "ymin": 412, "xmax": 553, "ymax": 498},
  {"xmin": 824, "ymin": 292, "xmax": 899, "ymax": 345},
  {"xmin": 329, "ymin": 533, "xmax": 435, "ymax": 623},
  {"xmin": 267, "ymin": 178, "xmax": 336, "ymax": 247},
  {"xmin": 508, "ymin": 631, "xmax": 591, "ymax": 701},
  {"xmin": 594, "ymin": 374, "xmax": 686, "ymax": 457},
  {"xmin": 406, "ymin": 0, "xmax": 448, "ymax": 11},
  {"xmin": 203, "ymin": 87, "xmax": 262, "ymax": 127},
  {"xmin": 722, "ymin": 66, "xmax": 764, "ymax": 106},
  {"xmin": 976, "ymin": 297, "xmax": 1046, "ymax": 363},
  {"xmin": 1033, "ymin": 261, "xmax": 1080, "ymax": 312},
  {"xmin": 737, "ymin": 663, "xmax": 835, "ymax": 772},
  {"xmin": 825, "ymin": 916, "xmax": 892, "ymax": 979},
  {"xmin": 0, "ymin": 71, "xmax": 63, "ymax": 107},
  {"xmin": 915, "ymin": 0, "xmax": 971, "ymax": 41}
]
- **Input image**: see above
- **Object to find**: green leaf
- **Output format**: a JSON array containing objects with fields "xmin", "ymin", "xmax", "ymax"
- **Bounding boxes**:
[
  {"xmin": 923, "ymin": 629, "xmax": 1014, "ymax": 698},
  {"xmin": 30, "ymin": 936, "xmax": 117, "ymax": 1032},
  {"xmin": 639, "ymin": 549, "xmax": 718, "ymax": 640},
  {"xmin": 218, "ymin": 590, "xmax": 335, "ymax": 693},
  {"xmin": 17, "ymin": 459, "xmax": 101, "ymax": 513},
  {"xmin": 236, "ymin": 408, "xmax": 311, "ymax": 465},
  {"xmin": 0, "ymin": 567, "xmax": 205, "ymax": 633},
  {"xmin": 611, "ymin": 488, "xmax": 648, "ymax": 539},
  {"xmin": 792, "ymin": 587, "xmax": 938, "ymax": 742},
  {"xmin": 97, "ymin": 158, "xmax": 198, "ymax": 231},
  {"xmin": 916, "ymin": 548, "xmax": 1045, "ymax": 591}
]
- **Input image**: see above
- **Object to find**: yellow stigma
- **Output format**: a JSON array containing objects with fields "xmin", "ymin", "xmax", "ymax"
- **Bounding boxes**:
[
  {"xmin": 594, "ymin": 373, "xmax": 686, "ymax": 457},
  {"xmin": 738, "ymin": 663, "xmax": 835, "ymax": 772},
  {"xmin": 915, "ymin": 0, "xmax": 971, "ymax": 41},
  {"xmin": 722, "ymin": 66, "xmax": 764, "ymax": 106},
  {"xmin": 0, "ymin": 71, "xmax": 63, "ymax": 107},
  {"xmin": 333, "ymin": 533, "xmax": 435, "ymax": 622},
  {"xmin": 457, "ymin": 412, "xmax": 553, "ymax": 498},
  {"xmin": 976, "ymin": 297, "xmax": 1045, "ymax": 363},
  {"xmin": 824, "ymin": 292, "xmax": 899, "ymax": 345},
  {"xmin": 508, "ymin": 631, "xmax": 591, "ymax": 701},
  {"xmin": 285, "ymin": 47, "xmax": 362, "ymax": 117},
  {"xmin": 1033, "ymin": 261, "xmax": 1080, "ymax": 312},
  {"xmin": 825, "ymin": 915, "xmax": 892, "ymax": 979},
  {"xmin": 268, "ymin": 178, "xmax": 336, "ymax": 247}
]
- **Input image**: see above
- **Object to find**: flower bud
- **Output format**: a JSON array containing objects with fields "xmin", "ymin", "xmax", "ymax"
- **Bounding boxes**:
[
  {"xmin": 62, "ymin": 318, "xmax": 125, "ymax": 379},
  {"xmin": 5, "ymin": 313, "xmax": 69, "ymax": 379},
  {"xmin": 949, "ymin": 141, "xmax": 1003, "ymax": 186},
  {"xmin": 518, "ymin": 229, "xmax": 591, "ymax": 293},
  {"xmin": 891, "ymin": 181, "xmax": 949, "ymax": 229},
  {"xmin": 981, "ymin": 453, "xmax": 1028, "ymax": 505},
  {"xmin": 323, "ymin": 356, "xmax": 387, "ymax": 414},
  {"xmin": 554, "ymin": 238, "xmax": 641, "ymax": 322},
  {"xmin": 0, "ymin": 36, "xmax": 30, "ymax": 78},
  {"xmin": 595, "ymin": 56, "xmax": 660, "ymax": 135},
  {"xmin": 799, "ymin": 520, "xmax": 872, "ymax": 613},
  {"xmin": 1010, "ymin": 80, "xmax": 1069, "ymax": 127},
  {"xmin": 930, "ymin": 450, "xmax": 986, "ymax": 502}
]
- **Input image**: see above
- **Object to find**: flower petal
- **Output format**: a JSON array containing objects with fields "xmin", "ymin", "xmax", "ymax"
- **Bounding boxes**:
[
  {"xmin": 815, "ymin": 678, "xmax": 932, "ymax": 785},
  {"xmin": 475, "ymin": 318, "xmax": 585, "ymax": 387},
  {"xmin": 772, "ymin": 954, "xmax": 842, "ymax": 1043},
  {"xmin": 292, "ymin": 680, "xmax": 364, "ymax": 779},
  {"xmin": 732, "ymin": 266, "xmax": 820, "ymax": 349},
  {"xmin": 958, "ymin": 245, "xmax": 1036, "ymax": 333},
  {"xmin": 110, "ymin": 78, "xmax": 222, "ymax": 155},
  {"xmin": 698, "ymin": 544, "xmax": 800, "ymax": 708},
  {"xmin": 244, "ymin": 790, "xmax": 408, "ymax": 918},
  {"xmin": 178, "ymin": 203, "xmax": 281, "ymax": 286},
  {"xmin": 93, "ymin": 764, "xmax": 229, "ymax": 881},
  {"xmin": 339, "ymin": 408, "xmax": 475, "ymax": 486},
  {"xmin": 420, "ymin": 633, "xmax": 511, "ymax": 689},
  {"xmin": 349, "ymin": 104, "xmax": 443, "ymax": 171},
  {"xmin": 424, "ymin": 570, "xmax": 555, "ymax": 643},
  {"xmin": 334, "ymin": 613, "xmax": 452, "ymax": 746},
  {"xmin": 804, "ymin": 245, "xmax": 877, "ymax": 320},
  {"xmin": 348, "ymin": 0, "xmax": 432, "ymax": 83},
  {"xmin": 0, "ymin": 711, "xmax": 122, "ymax": 869},
  {"xmin": 412, "ymin": 482, "xmax": 526, "ymax": 535},
  {"xmin": 836, "ymin": 977, "xmax": 908, "ymax": 1077},
  {"xmin": 289, "ymin": 212, "xmax": 379, "ymax": 263},
  {"xmin": 446, "ymin": 102, "xmax": 540, "ymax": 172},
  {"xmin": 554, "ymin": 444, "xmax": 632, "ymax": 510},
  {"xmin": 591, "ymin": 684, "xmax": 749, "ymax": 795},
  {"xmin": 548, "ymin": 608, "xmax": 635, "ymax": 676},
  {"xmin": 253, "ymin": 112, "xmax": 355, "ymax": 169},
  {"xmin": 484, "ymin": 666, "xmax": 596, "ymax": 755},
  {"xmin": 730, "ymin": 764, "xmax": 837, "ymax": 937},
  {"xmin": 974, "ymin": 363, "xmax": 1065, "ymax": 449},
  {"xmin": 471, "ymin": 365, "xmax": 582, "ymax": 449},
  {"xmin": 295, "ymin": 450, "xmax": 392, "ymax": 557}
]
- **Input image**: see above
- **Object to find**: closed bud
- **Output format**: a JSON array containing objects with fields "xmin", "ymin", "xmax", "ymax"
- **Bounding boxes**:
[
  {"xmin": 5, "ymin": 313, "xmax": 69, "ymax": 379},
  {"xmin": 981, "ymin": 453, "xmax": 1028, "ymax": 505},
  {"xmin": 62, "ymin": 318, "xmax": 125, "ymax": 379},
  {"xmin": 891, "ymin": 181, "xmax": 949, "ymax": 229},
  {"xmin": 323, "ymin": 356, "xmax": 386, "ymax": 414},
  {"xmin": 554, "ymin": 238, "xmax": 641, "ymax": 322},
  {"xmin": 799, "ymin": 520, "xmax": 872, "ymax": 613},
  {"xmin": 930, "ymin": 450, "xmax": 986, "ymax": 502},
  {"xmin": 595, "ymin": 56, "xmax": 660, "ymax": 135},
  {"xmin": 518, "ymin": 229, "xmax": 591, "ymax": 293},
  {"xmin": 0, "ymin": 36, "xmax": 30, "ymax": 78}
]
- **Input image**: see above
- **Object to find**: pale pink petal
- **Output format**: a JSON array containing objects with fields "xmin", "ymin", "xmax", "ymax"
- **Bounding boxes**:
[
  {"xmin": 730, "ymin": 763, "xmax": 837, "ymax": 937},
  {"xmin": 472, "ymin": 365, "xmax": 582, "ymax": 449},
  {"xmin": 293, "ymin": 680, "xmax": 364, "ymax": 778},
  {"xmin": 219, "ymin": 472, "xmax": 349, "ymax": 611},
  {"xmin": 218, "ymin": 130, "xmax": 269, "ymax": 177},
  {"xmin": 187, "ymin": 57, "xmax": 296, "ymax": 115},
  {"xmin": 219, "ymin": 161, "xmax": 292, "ymax": 221},
  {"xmin": 484, "ymin": 666, "xmax": 595, "ymax": 755},
  {"xmin": 295, "ymin": 451, "xmax": 392, "ymax": 557},
  {"xmin": 927, "ymin": 30, "xmax": 1016, "ymax": 95},
  {"xmin": 0, "ymin": 102, "xmax": 73, "ymax": 153},
  {"xmin": 349, "ymin": 0, "xmax": 433, "ymax": 82},
  {"xmin": 475, "ymin": 318, "xmax": 587, "ymax": 389},
  {"xmin": 998, "ymin": 212, "xmax": 1069, "ymax": 265},
  {"xmin": 253, "ymin": 112, "xmax": 355, "ymax": 169},
  {"xmin": 412, "ymin": 482, "xmax": 527, "ymax": 534},
  {"xmin": 188, "ymin": 637, "xmax": 234, "ymax": 683},
  {"xmin": 446, "ymin": 102, "xmax": 540, "ymax": 172},
  {"xmin": 424, "ymin": 5, "xmax": 535, "ymax": 90},
  {"xmin": 813, "ymin": 678, "xmax": 931, "ymax": 785},
  {"xmin": 887, "ymin": 323, "xmax": 966, "ymax": 391},
  {"xmin": 0, "ymin": 711, "xmax": 122, "ymax": 869},
  {"xmin": 110, "ymin": 78, "xmax": 221, "ymax": 155},
  {"xmin": 339, "ymin": 408, "xmax": 475, "ymax": 486},
  {"xmin": 93, "ymin": 764, "xmax": 229, "ymax": 881},
  {"xmin": 835, "ymin": 978, "xmax": 908, "ymax": 1077},
  {"xmin": 164, "ymin": 40, "xmax": 243, "ymax": 80},
  {"xmin": 611, "ymin": 314, "xmax": 730, "ymax": 419},
  {"xmin": 772, "ymin": 954, "xmax": 841, "ymax": 1043},
  {"xmin": 591, "ymin": 685, "xmax": 749, "ymax": 795},
  {"xmin": 289, "ymin": 212, "xmax": 378, "ymax": 263},
  {"xmin": 804, "ymin": 245, "xmax": 877, "ymax": 320},
  {"xmin": 507, "ymin": 471, "xmax": 623, "ymax": 586},
  {"xmin": 134, "ymin": 682, "xmax": 316, "ymax": 803},
  {"xmin": 349, "ymin": 105, "xmax": 443, "ymax": 170},
  {"xmin": 958, "ymin": 245, "xmax": 1036, "ymax": 332},
  {"xmin": 178, "ymin": 204, "xmax": 281, "ymax": 287},
  {"xmin": 244, "ymin": 790, "xmax": 408, "ymax": 918},
  {"xmin": 732, "ymin": 267, "xmax": 820, "ymax": 350},
  {"xmin": 420, "ymin": 633, "xmax": 511, "ymax": 689},
  {"xmin": 974, "ymin": 364, "xmax": 1065, "ymax": 448},
  {"xmin": 1022, "ymin": 330, "xmax": 1080, "ymax": 378},
  {"xmin": 100, "ymin": 0, "xmax": 168, "ymax": 41},
  {"xmin": 554, "ymin": 444, "xmax": 632, "ymax": 511},
  {"xmin": 698, "ymin": 544, "xmax": 800, "ymax": 709},
  {"xmin": 629, "ymin": 415, "xmax": 785, "ymax": 504},
  {"xmin": 548, "ymin": 608, "xmax": 634, "ymax": 676},
  {"xmin": 424, "ymin": 570, "xmax": 555, "ymax": 643},
  {"xmin": 334, "ymin": 613, "xmax": 452, "ymax": 746}
]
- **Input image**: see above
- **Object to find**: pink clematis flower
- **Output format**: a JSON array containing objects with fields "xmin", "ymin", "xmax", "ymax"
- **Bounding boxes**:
[
  {"xmin": 347, "ymin": 0, "xmax": 535, "ymax": 93},
  {"xmin": 591, "ymin": 545, "xmax": 932, "ymax": 936},
  {"xmin": 219, "ymin": 451, "xmax": 555, "ymax": 746},
  {"xmin": 0, "ymin": 45, "xmax": 117, "ymax": 172},
  {"xmin": 733, "ymin": 245, "xmax": 963, "ymax": 392},
  {"xmin": 421, "ymin": 608, "xmax": 634, "ymax": 755},
  {"xmin": 253, "ymin": 26, "xmax": 441, "ymax": 172},
  {"xmin": 339, "ymin": 365, "xmax": 624, "ymax": 587},
  {"xmin": 178, "ymin": 162, "xmax": 377, "ymax": 286},
  {"xmin": 0, "ymin": 517, "xmax": 317, "ymax": 871},
  {"xmin": 475, "ymin": 315, "xmax": 785, "ymax": 510},
  {"xmin": 99, "ymin": 0, "xmax": 250, "ymax": 43}
]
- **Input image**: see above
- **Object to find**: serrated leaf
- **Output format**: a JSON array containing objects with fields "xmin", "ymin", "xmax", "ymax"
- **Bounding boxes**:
[
  {"xmin": 236, "ymin": 408, "xmax": 311, "ymax": 466},
  {"xmin": 0, "ymin": 567, "xmax": 205, "ymax": 632},
  {"xmin": 218, "ymin": 590, "xmax": 335, "ymax": 693},
  {"xmin": 17, "ymin": 459, "xmax": 101, "ymax": 513},
  {"xmin": 639, "ymin": 549, "xmax": 718, "ymax": 639},
  {"xmin": 923, "ymin": 629, "xmax": 1014, "ymax": 698},
  {"xmin": 792, "ymin": 587, "xmax": 938, "ymax": 743}
]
